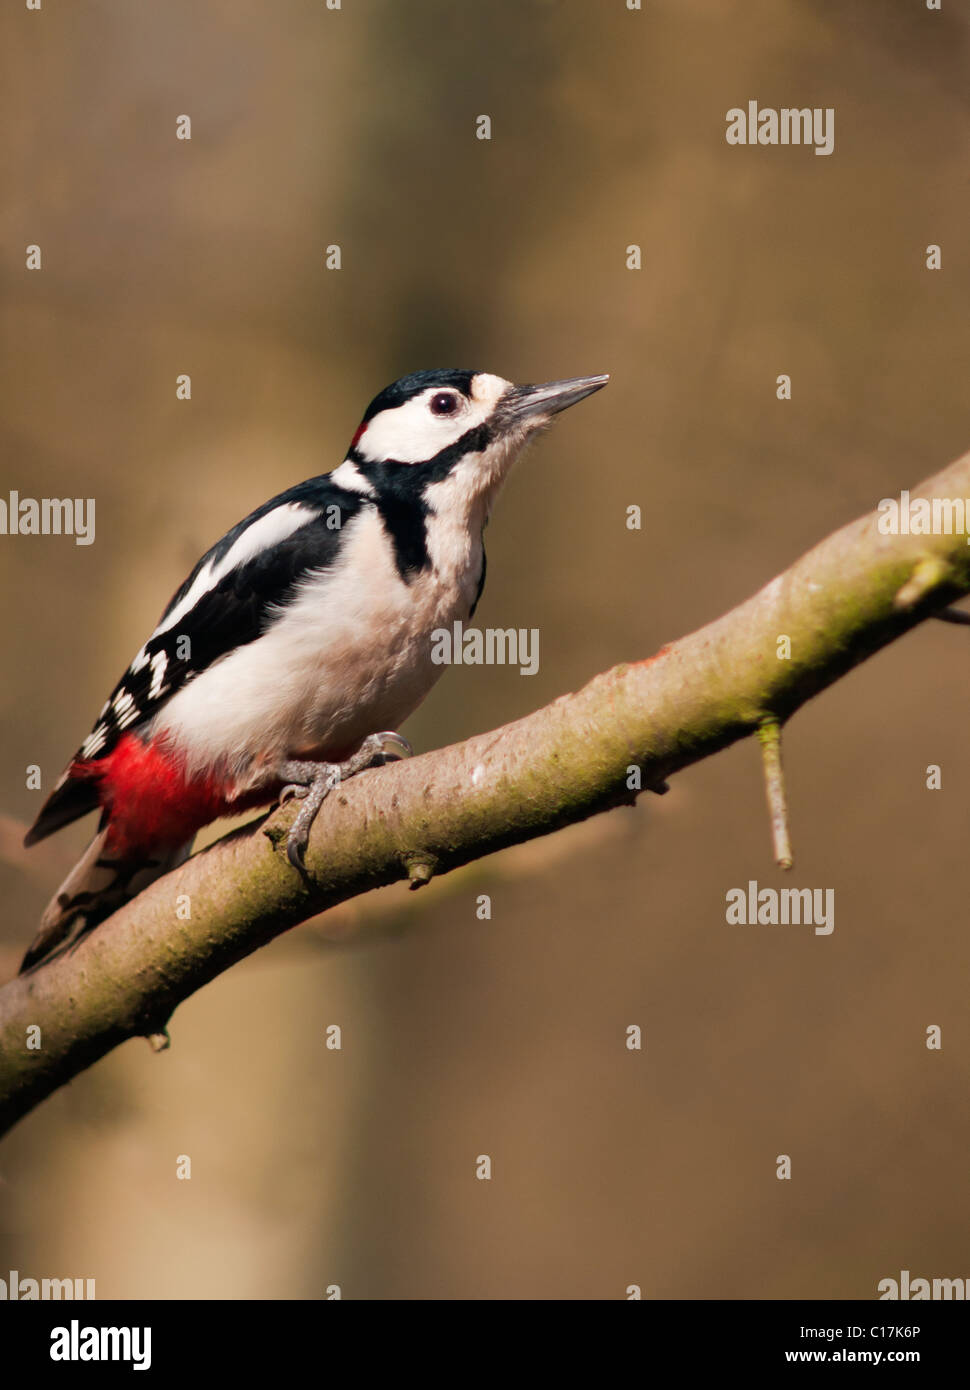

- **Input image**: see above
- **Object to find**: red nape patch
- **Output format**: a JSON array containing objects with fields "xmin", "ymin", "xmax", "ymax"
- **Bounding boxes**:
[
  {"xmin": 350, "ymin": 421, "xmax": 367, "ymax": 449},
  {"xmin": 71, "ymin": 734, "xmax": 251, "ymax": 857}
]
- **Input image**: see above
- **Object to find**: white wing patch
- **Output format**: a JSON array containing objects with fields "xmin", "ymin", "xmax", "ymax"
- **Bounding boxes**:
[
  {"xmin": 151, "ymin": 501, "xmax": 320, "ymax": 642},
  {"xmin": 149, "ymin": 650, "xmax": 168, "ymax": 699},
  {"xmin": 82, "ymin": 724, "xmax": 109, "ymax": 758}
]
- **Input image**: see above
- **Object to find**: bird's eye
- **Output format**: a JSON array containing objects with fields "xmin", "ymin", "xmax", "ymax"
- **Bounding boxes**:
[{"xmin": 430, "ymin": 392, "xmax": 459, "ymax": 417}]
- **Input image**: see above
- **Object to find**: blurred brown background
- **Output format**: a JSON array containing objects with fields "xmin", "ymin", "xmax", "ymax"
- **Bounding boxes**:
[{"xmin": 1, "ymin": 0, "xmax": 968, "ymax": 1299}]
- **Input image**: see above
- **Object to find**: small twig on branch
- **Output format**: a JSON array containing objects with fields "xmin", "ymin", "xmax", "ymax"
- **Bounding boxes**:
[{"xmin": 757, "ymin": 716, "xmax": 793, "ymax": 871}]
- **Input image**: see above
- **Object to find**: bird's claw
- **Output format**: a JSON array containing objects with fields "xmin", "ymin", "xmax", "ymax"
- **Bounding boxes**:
[
  {"xmin": 286, "ymin": 831, "xmax": 308, "ymax": 873},
  {"xmin": 279, "ymin": 782, "xmax": 308, "ymax": 805},
  {"xmin": 278, "ymin": 733, "xmax": 412, "ymax": 875}
]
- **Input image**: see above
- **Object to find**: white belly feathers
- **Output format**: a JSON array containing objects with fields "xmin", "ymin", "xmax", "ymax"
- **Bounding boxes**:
[{"xmin": 151, "ymin": 506, "xmax": 482, "ymax": 787}]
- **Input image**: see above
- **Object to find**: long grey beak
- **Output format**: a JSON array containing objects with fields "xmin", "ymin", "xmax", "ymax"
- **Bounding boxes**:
[{"xmin": 500, "ymin": 374, "xmax": 609, "ymax": 423}]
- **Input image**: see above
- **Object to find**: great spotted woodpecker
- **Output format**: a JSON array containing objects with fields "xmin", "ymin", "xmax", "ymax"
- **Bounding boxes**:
[{"xmin": 21, "ymin": 369, "xmax": 608, "ymax": 971}]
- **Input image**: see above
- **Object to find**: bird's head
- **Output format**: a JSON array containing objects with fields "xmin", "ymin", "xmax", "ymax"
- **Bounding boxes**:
[{"xmin": 344, "ymin": 369, "xmax": 609, "ymax": 515}]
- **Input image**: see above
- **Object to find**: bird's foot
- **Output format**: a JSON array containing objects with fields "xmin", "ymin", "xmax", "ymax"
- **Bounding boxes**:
[{"xmin": 277, "ymin": 732, "xmax": 413, "ymax": 872}]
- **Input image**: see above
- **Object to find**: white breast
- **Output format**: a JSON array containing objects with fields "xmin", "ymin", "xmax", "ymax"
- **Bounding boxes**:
[{"xmin": 152, "ymin": 505, "xmax": 484, "ymax": 789}]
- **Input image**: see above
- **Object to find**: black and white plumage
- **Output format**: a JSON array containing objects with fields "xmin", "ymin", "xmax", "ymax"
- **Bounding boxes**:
[{"xmin": 21, "ymin": 368, "xmax": 608, "ymax": 970}]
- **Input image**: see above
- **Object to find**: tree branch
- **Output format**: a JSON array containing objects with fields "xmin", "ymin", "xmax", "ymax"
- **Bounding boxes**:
[{"xmin": 3, "ymin": 449, "xmax": 970, "ymax": 1139}]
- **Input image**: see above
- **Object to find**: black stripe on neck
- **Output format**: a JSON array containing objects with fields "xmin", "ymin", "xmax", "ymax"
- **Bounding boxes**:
[{"xmin": 351, "ymin": 425, "xmax": 493, "ymax": 582}]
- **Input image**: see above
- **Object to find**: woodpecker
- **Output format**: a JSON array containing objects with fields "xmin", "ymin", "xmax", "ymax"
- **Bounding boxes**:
[{"xmin": 21, "ymin": 369, "xmax": 608, "ymax": 972}]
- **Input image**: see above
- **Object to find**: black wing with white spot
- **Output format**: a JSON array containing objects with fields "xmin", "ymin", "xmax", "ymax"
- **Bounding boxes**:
[
  {"xmin": 80, "ymin": 478, "xmax": 367, "ymax": 762},
  {"xmin": 25, "ymin": 477, "xmax": 366, "ymax": 845}
]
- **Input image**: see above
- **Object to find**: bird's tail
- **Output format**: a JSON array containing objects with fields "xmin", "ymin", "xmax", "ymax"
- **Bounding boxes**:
[{"xmin": 20, "ymin": 827, "xmax": 193, "ymax": 973}]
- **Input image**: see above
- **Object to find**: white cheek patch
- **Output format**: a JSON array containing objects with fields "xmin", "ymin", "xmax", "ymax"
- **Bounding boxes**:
[
  {"xmin": 356, "ymin": 395, "xmax": 471, "ymax": 463},
  {"xmin": 355, "ymin": 377, "xmax": 512, "ymax": 464}
]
